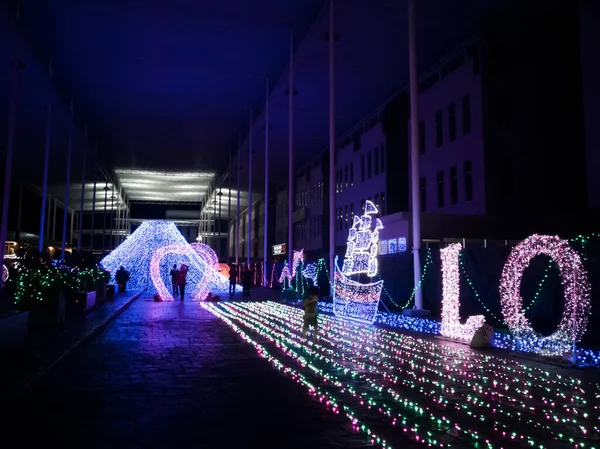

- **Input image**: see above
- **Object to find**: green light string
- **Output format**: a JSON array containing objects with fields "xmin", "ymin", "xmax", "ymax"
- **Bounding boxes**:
[
  {"xmin": 458, "ymin": 233, "xmax": 599, "ymax": 326},
  {"xmin": 378, "ymin": 248, "xmax": 433, "ymax": 310}
]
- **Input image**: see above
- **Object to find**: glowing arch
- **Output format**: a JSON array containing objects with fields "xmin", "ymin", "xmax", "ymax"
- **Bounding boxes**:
[
  {"xmin": 2, "ymin": 265, "xmax": 8, "ymax": 283},
  {"xmin": 150, "ymin": 244, "xmax": 216, "ymax": 301},
  {"xmin": 499, "ymin": 234, "xmax": 591, "ymax": 352}
]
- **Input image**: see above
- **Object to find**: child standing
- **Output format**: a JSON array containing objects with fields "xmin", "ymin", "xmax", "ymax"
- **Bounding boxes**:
[{"xmin": 302, "ymin": 285, "xmax": 320, "ymax": 341}]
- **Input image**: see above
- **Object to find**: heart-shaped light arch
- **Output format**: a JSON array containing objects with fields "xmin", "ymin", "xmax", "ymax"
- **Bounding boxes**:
[{"xmin": 150, "ymin": 244, "xmax": 217, "ymax": 301}]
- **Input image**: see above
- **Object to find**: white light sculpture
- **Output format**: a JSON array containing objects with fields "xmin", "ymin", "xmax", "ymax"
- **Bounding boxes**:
[
  {"xmin": 334, "ymin": 200, "xmax": 383, "ymax": 323},
  {"xmin": 499, "ymin": 234, "xmax": 591, "ymax": 354},
  {"xmin": 440, "ymin": 243, "xmax": 485, "ymax": 341}
]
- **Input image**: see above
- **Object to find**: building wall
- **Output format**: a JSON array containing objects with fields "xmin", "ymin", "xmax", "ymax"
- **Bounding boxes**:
[
  {"xmin": 334, "ymin": 113, "xmax": 387, "ymax": 249},
  {"xmin": 417, "ymin": 39, "xmax": 486, "ymax": 216}
]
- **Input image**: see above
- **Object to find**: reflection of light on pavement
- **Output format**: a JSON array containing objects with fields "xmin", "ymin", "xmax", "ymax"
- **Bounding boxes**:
[{"xmin": 204, "ymin": 301, "xmax": 600, "ymax": 449}]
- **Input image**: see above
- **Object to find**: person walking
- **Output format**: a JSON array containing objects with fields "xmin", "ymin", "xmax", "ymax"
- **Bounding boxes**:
[
  {"xmin": 115, "ymin": 266, "xmax": 130, "ymax": 293},
  {"xmin": 170, "ymin": 264, "xmax": 179, "ymax": 298},
  {"xmin": 176, "ymin": 264, "xmax": 188, "ymax": 300},
  {"xmin": 229, "ymin": 263, "xmax": 237, "ymax": 297}
]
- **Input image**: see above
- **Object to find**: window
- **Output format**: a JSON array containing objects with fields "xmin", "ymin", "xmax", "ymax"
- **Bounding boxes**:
[
  {"xmin": 437, "ymin": 171, "xmax": 444, "ymax": 208},
  {"xmin": 464, "ymin": 160, "xmax": 473, "ymax": 201},
  {"xmin": 380, "ymin": 192, "xmax": 385, "ymax": 216},
  {"xmin": 361, "ymin": 155, "xmax": 365, "ymax": 181},
  {"xmin": 374, "ymin": 194, "xmax": 379, "ymax": 212},
  {"xmin": 344, "ymin": 165, "xmax": 348, "ymax": 189},
  {"xmin": 350, "ymin": 162, "xmax": 354, "ymax": 186},
  {"xmin": 361, "ymin": 198, "xmax": 365, "ymax": 212},
  {"xmin": 350, "ymin": 203, "xmax": 354, "ymax": 220},
  {"xmin": 380, "ymin": 144, "xmax": 386, "ymax": 173},
  {"xmin": 420, "ymin": 178, "xmax": 426, "ymax": 212},
  {"xmin": 435, "ymin": 110, "xmax": 443, "ymax": 147},
  {"xmin": 418, "ymin": 121, "xmax": 426, "ymax": 155},
  {"xmin": 462, "ymin": 95, "xmax": 471, "ymax": 135},
  {"xmin": 448, "ymin": 103, "xmax": 456, "ymax": 141},
  {"xmin": 367, "ymin": 151, "xmax": 372, "ymax": 178},
  {"xmin": 450, "ymin": 165, "xmax": 458, "ymax": 204},
  {"xmin": 374, "ymin": 147, "xmax": 379, "ymax": 175},
  {"xmin": 344, "ymin": 205, "xmax": 348, "ymax": 229}
]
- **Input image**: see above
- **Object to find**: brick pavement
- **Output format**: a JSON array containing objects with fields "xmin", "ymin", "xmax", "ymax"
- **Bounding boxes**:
[
  {"xmin": 0, "ymin": 290, "xmax": 142, "ymax": 404},
  {"xmin": 1, "ymin": 297, "xmax": 368, "ymax": 449}
]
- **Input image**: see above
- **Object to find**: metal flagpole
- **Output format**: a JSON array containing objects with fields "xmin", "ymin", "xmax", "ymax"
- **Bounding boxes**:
[
  {"xmin": 0, "ymin": 59, "xmax": 21, "ymax": 289},
  {"xmin": 247, "ymin": 111, "xmax": 253, "ymax": 265},
  {"xmin": 227, "ymin": 149, "xmax": 232, "ymax": 261},
  {"xmin": 288, "ymin": 30, "xmax": 294, "ymax": 266},
  {"xmin": 236, "ymin": 135, "xmax": 241, "ymax": 265},
  {"xmin": 102, "ymin": 183, "xmax": 107, "ymax": 253},
  {"xmin": 263, "ymin": 78, "xmax": 270, "ymax": 285},
  {"xmin": 39, "ymin": 88, "xmax": 53, "ymax": 253},
  {"xmin": 328, "ymin": 0, "xmax": 336, "ymax": 294},
  {"xmin": 408, "ymin": 0, "xmax": 426, "ymax": 313},
  {"xmin": 61, "ymin": 101, "xmax": 74, "ymax": 259},
  {"xmin": 77, "ymin": 146, "xmax": 87, "ymax": 252}
]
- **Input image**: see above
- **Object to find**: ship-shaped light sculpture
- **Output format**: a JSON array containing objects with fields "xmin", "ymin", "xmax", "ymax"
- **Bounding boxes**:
[{"xmin": 333, "ymin": 200, "xmax": 383, "ymax": 323}]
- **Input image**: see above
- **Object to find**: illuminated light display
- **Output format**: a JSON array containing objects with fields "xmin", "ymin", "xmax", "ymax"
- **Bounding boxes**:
[
  {"xmin": 206, "ymin": 301, "xmax": 600, "ymax": 448},
  {"xmin": 440, "ymin": 243, "xmax": 485, "ymax": 341},
  {"xmin": 190, "ymin": 242, "xmax": 218, "ymax": 268},
  {"xmin": 499, "ymin": 234, "xmax": 592, "ymax": 355},
  {"xmin": 342, "ymin": 200, "xmax": 382, "ymax": 277},
  {"xmin": 2, "ymin": 265, "xmax": 8, "ymax": 283},
  {"xmin": 150, "ymin": 244, "xmax": 208, "ymax": 300},
  {"xmin": 101, "ymin": 221, "xmax": 238, "ymax": 297},
  {"xmin": 278, "ymin": 249, "xmax": 304, "ymax": 285},
  {"xmin": 334, "ymin": 200, "xmax": 383, "ymax": 323},
  {"xmin": 301, "ymin": 262, "xmax": 318, "ymax": 286}
]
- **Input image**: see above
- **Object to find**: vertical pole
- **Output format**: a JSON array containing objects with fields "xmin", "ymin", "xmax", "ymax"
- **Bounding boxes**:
[
  {"xmin": 227, "ymin": 150, "xmax": 232, "ymax": 261},
  {"xmin": 39, "ymin": 98, "xmax": 53, "ymax": 253},
  {"xmin": 218, "ymin": 189, "xmax": 222, "ymax": 258},
  {"xmin": 110, "ymin": 184, "xmax": 115, "ymax": 249},
  {"xmin": 16, "ymin": 184, "xmax": 23, "ymax": 242},
  {"xmin": 61, "ymin": 103, "xmax": 74, "ymax": 259},
  {"xmin": 77, "ymin": 149, "xmax": 87, "ymax": 251},
  {"xmin": 90, "ymin": 182, "xmax": 96, "ymax": 250},
  {"xmin": 102, "ymin": 183, "xmax": 107, "ymax": 253},
  {"xmin": 328, "ymin": 0, "xmax": 336, "ymax": 292},
  {"xmin": 69, "ymin": 208, "xmax": 74, "ymax": 247},
  {"xmin": 0, "ymin": 60, "xmax": 20, "ymax": 288},
  {"xmin": 408, "ymin": 0, "xmax": 424, "ymax": 311},
  {"xmin": 236, "ymin": 136, "xmax": 241, "ymax": 265},
  {"xmin": 263, "ymin": 78, "xmax": 270, "ymax": 286},
  {"xmin": 247, "ymin": 111, "xmax": 253, "ymax": 265},
  {"xmin": 288, "ymin": 30, "xmax": 294, "ymax": 266},
  {"xmin": 52, "ymin": 198, "xmax": 57, "ymax": 242}
]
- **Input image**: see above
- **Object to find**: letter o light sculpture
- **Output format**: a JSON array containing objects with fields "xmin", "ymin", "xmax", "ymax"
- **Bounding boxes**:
[{"xmin": 499, "ymin": 234, "xmax": 591, "ymax": 353}]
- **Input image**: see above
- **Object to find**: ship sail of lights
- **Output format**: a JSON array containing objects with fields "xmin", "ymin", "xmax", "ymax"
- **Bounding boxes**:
[{"xmin": 333, "ymin": 200, "xmax": 383, "ymax": 323}]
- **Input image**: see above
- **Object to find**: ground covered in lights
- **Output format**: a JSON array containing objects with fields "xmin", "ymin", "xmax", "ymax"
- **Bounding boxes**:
[{"xmin": 204, "ymin": 301, "xmax": 600, "ymax": 449}]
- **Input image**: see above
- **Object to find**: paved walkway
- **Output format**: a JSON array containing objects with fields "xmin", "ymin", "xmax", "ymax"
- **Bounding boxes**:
[
  {"xmin": 1, "ymin": 296, "xmax": 374, "ymax": 449},
  {"xmin": 0, "ymin": 290, "xmax": 141, "ymax": 404}
]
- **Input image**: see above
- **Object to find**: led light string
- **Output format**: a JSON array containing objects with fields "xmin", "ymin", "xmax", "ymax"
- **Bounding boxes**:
[
  {"xmin": 204, "ymin": 303, "xmax": 396, "ymax": 448},
  {"xmin": 218, "ymin": 306, "xmax": 596, "ymax": 446},
  {"xmin": 499, "ymin": 235, "xmax": 592, "ymax": 355},
  {"xmin": 245, "ymin": 302, "xmax": 599, "ymax": 443},
  {"xmin": 251, "ymin": 300, "xmax": 598, "ymax": 428},
  {"xmin": 378, "ymin": 248, "xmax": 433, "ymax": 310},
  {"xmin": 218, "ymin": 304, "xmax": 460, "ymax": 447}
]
